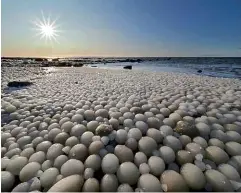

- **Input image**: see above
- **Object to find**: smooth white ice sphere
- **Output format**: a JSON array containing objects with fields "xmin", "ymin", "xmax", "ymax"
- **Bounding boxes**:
[
  {"xmin": 102, "ymin": 153, "xmax": 119, "ymax": 174},
  {"xmin": 114, "ymin": 145, "xmax": 134, "ymax": 163},
  {"xmin": 205, "ymin": 146, "xmax": 229, "ymax": 165},
  {"xmin": 148, "ymin": 156, "xmax": 165, "ymax": 176},
  {"xmin": 159, "ymin": 146, "xmax": 175, "ymax": 164},
  {"xmin": 185, "ymin": 142, "xmax": 205, "ymax": 158},
  {"xmin": 179, "ymin": 135, "xmax": 192, "ymax": 147},
  {"xmin": 147, "ymin": 117, "xmax": 161, "ymax": 129},
  {"xmin": 138, "ymin": 136, "xmax": 157, "ymax": 157},
  {"xmin": 69, "ymin": 144, "xmax": 88, "ymax": 161},
  {"xmin": 135, "ymin": 121, "xmax": 148, "ymax": 134},
  {"xmin": 84, "ymin": 168, "xmax": 94, "ymax": 180},
  {"xmin": 42, "ymin": 160, "xmax": 53, "ymax": 171},
  {"xmin": 48, "ymin": 128, "xmax": 61, "ymax": 142},
  {"xmin": 85, "ymin": 154, "xmax": 101, "ymax": 171},
  {"xmin": 29, "ymin": 151, "xmax": 46, "ymax": 164},
  {"xmin": 115, "ymin": 129, "xmax": 127, "ymax": 144},
  {"xmin": 208, "ymin": 138, "xmax": 225, "ymax": 149},
  {"xmin": 193, "ymin": 136, "xmax": 208, "ymax": 149},
  {"xmin": 139, "ymin": 163, "xmax": 150, "ymax": 174},
  {"xmin": 40, "ymin": 167, "xmax": 59, "ymax": 189},
  {"xmin": 163, "ymin": 135, "xmax": 182, "ymax": 152},
  {"xmin": 225, "ymin": 141, "xmax": 241, "ymax": 156},
  {"xmin": 218, "ymin": 164, "xmax": 240, "ymax": 181},
  {"xmin": 20, "ymin": 162, "xmax": 41, "ymax": 182},
  {"xmin": 134, "ymin": 152, "xmax": 147, "ymax": 167},
  {"xmin": 61, "ymin": 159, "xmax": 84, "ymax": 177},
  {"xmin": 95, "ymin": 109, "xmax": 108, "ymax": 118},
  {"xmin": 36, "ymin": 141, "xmax": 52, "ymax": 153},
  {"xmin": 205, "ymin": 169, "xmax": 234, "ymax": 192},
  {"xmin": 128, "ymin": 128, "xmax": 142, "ymax": 141},
  {"xmin": 138, "ymin": 174, "xmax": 162, "ymax": 192},
  {"xmin": 117, "ymin": 183, "xmax": 134, "ymax": 192},
  {"xmin": 82, "ymin": 178, "xmax": 100, "ymax": 192},
  {"xmin": 71, "ymin": 114, "xmax": 84, "ymax": 123},
  {"xmin": 46, "ymin": 143, "xmax": 64, "ymax": 160},
  {"xmin": 146, "ymin": 128, "xmax": 163, "ymax": 143},
  {"xmin": 1, "ymin": 171, "xmax": 15, "ymax": 192},
  {"xmin": 160, "ymin": 125, "xmax": 173, "ymax": 137},
  {"xmin": 6, "ymin": 156, "xmax": 28, "ymax": 175},
  {"xmin": 48, "ymin": 175, "xmax": 84, "ymax": 192},
  {"xmin": 226, "ymin": 131, "xmax": 241, "ymax": 143},
  {"xmin": 100, "ymin": 174, "xmax": 118, "ymax": 192},
  {"xmin": 117, "ymin": 162, "xmax": 140, "ymax": 185},
  {"xmin": 70, "ymin": 124, "xmax": 86, "ymax": 137},
  {"xmin": 195, "ymin": 122, "xmax": 211, "ymax": 137},
  {"xmin": 87, "ymin": 121, "xmax": 99, "ymax": 133},
  {"xmin": 176, "ymin": 150, "xmax": 193, "ymax": 165},
  {"xmin": 161, "ymin": 170, "xmax": 189, "ymax": 192}
]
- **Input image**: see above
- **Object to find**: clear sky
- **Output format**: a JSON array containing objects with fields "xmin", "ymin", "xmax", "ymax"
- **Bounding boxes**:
[{"xmin": 1, "ymin": 0, "xmax": 241, "ymax": 57}]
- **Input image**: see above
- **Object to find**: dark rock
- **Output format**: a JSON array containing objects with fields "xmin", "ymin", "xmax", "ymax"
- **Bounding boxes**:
[
  {"xmin": 91, "ymin": 65, "xmax": 97, "ymax": 68},
  {"xmin": 174, "ymin": 121, "xmax": 200, "ymax": 139},
  {"xmin": 123, "ymin": 65, "xmax": 132, "ymax": 70},
  {"xmin": 7, "ymin": 81, "xmax": 33, "ymax": 87},
  {"xmin": 197, "ymin": 70, "xmax": 202, "ymax": 73}
]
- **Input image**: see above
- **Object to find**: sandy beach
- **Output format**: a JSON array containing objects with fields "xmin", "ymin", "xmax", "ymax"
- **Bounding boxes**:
[{"xmin": 2, "ymin": 66, "xmax": 241, "ymax": 192}]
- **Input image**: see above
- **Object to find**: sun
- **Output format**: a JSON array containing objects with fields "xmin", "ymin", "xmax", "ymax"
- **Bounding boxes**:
[{"xmin": 32, "ymin": 11, "xmax": 61, "ymax": 43}]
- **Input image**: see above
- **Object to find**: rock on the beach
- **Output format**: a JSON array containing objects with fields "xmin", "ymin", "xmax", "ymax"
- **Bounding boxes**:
[
  {"xmin": 138, "ymin": 137, "xmax": 157, "ymax": 157},
  {"xmin": 225, "ymin": 141, "xmax": 241, "ymax": 156},
  {"xmin": 185, "ymin": 142, "xmax": 205, "ymax": 158},
  {"xmin": 29, "ymin": 151, "xmax": 46, "ymax": 164},
  {"xmin": 161, "ymin": 170, "xmax": 189, "ymax": 192},
  {"xmin": 217, "ymin": 164, "xmax": 241, "ymax": 181},
  {"xmin": 195, "ymin": 122, "xmax": 211, "ymax": 138},
  {"xmin": 48, "ymin": 175, "xmax": 84, "ymax": 192},
  {"xmin": 69, "ymin": 144, "xmax": 88, "ymax": 161},
  {"xmin": 205, "ymin": 169, "xmax": 234, "ymax": 192},
  {"xmin": 146, "ymin": 128, "xmax": 163, "ymax": 143},
  {"xmin": 205, "ymin": 146, "xmax": 229, "ymax": 165},
  {"xmin": 138, "ymin": 174, "xmax": 162, "ymax": 192},
  {"xmin": 148, "ymin": 156, "xmax": 165, "ymax": 176},
  {"xmin": 82, "ymin": 178, "xmax": 100, "ymax": 192},
  {"xmin": 228, "ymin": 156, "xmax": 241, "ymax": 174},
  {"xmin": 101, "ymin": 153, "xmax": 119, "ymax": 174},
  {"xmin": 159, "ymin": 146, "xmax": 175, "ymax": 164},
  {"xmin": 114, "ymin": 145, "xmax": 134, "ymax": 163},
  {"xmin": 1, "ymin": 171, "xmax": 15, "ymax": 192},
  {"xmin": 180, "ymin": 163, "xmax": 206, "ymax": 190},
  {"xmin": 19, "ymin": 162, "xmax": 41, "ymax": 182},
  {"xmin": 95, "ymin": 124, "xmax": 113, "ymax": 136},
  {"xmin": 117, "ymin": 183, "xmax": 134, "ymax": 192},
  {"xmin": 208, "ymin": 138, "xmax": 225, "ymax": 149},
  {"xmin": 134, "ymin": 152, "xmax": 147, "ymax": 166},
  {"xmin": 85, "ymin": 154, "xmax": 101, "ymax": 171},
  {"xmin": 6, "ymin": 156, "xmax": 28, "ymax": 175},
  {"xmin": 46, "ymin": 143, "xmax": 64, "ymax": 160},
  {"xmin": 174, "ymin": 121, "xmax": 199, "ymax": 138},
  {"xmin": 176, "ymin": 150, "xmax": 193, "ymax": 165},
  {"xmin": 100, "ymin": 174, "xmax": 119, "ymax": 192},
  {"xmin": 40, "ymin": 167, "xmax": 59, "ymax": 189},
  {"xmin": 11, "ymin": 182, "xmax": 31, "ymax": 192},
  {"xmin": 117, "ymin": 162, "xmax": 140, "ymax": 185},
  {"xmin": 61, "ymin": 159, "xmax": 84, "ymax": 177},
  {"xmin": 163, "ymin": 136, "xmax": 182, "ymax": 152},
  {"xmin": 139, "ymin": 163, "xmax": 150, "ymax": 174}
]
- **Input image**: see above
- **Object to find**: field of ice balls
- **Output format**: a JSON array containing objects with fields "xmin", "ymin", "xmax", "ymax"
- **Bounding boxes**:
[{"xmin": 1, "ymin": 66, "xmax": 241, "ymax": 192}]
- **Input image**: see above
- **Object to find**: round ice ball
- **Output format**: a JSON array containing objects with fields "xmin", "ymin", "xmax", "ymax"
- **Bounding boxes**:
[
  {"xmin": 85, "ymin": 154, "xmax": 101, "ymax": 171},
  {"xmin": 161, "ymin": 170, "xmax": 189, "ymax": 192},
  {"xmin": 114, "ymin": 145, "xmax": 134, "ymax": 163},
  {"xmin": 205, "ymin": 146, "xmax": 229, "ymax": 165},
  {"xmin": 82, "ymin": 178, "xmax": 100, "ymax": 192},
  {"xmin": 6, "ymin": 156, "xmax": 28, "ymax": 175},
  {"xmin": 100, "ymin": 174, "xmax": 118, "ymax": 192},
  {"xmin": 1, "ymin": 171, "xmax": 15, "ymax": 192},
  {"xmin": 180, "ymin": 163, "xmax": 206, "ymax": 190},
  {"xmin": 117, "ymin": 162, "xmax": 140, "ymax": 185},
  {"xmin": 137, "ymin": 174, "xmax": 162, "ymax": 192},
  {"xmin": 138, "ymin": 137, "xmax": 157, "ymax": 157},
  {"xmin": 40, "ymin": 167, "xmax": 59, "ymax": 189},
  {"xmin": 205, "ymin": 169, "xmax": 234, "ymax": 192},
  {"xmin": 101, "ymin": 153, "xmax": 119, "ymax": 174},
  {"xmin": 19, "ymin": 162, "xmax": 41, "ymax": 182},
  {"xmin": 61, "ymin": 159, "xmax": 84, "ymax": 177},
  {"xmin": 159, "ymin": 146, "xmax": 175, "ymax": 164},
  {"xmin": 148, "ymin": 156, "xmax": 165, "ymax": 176}
]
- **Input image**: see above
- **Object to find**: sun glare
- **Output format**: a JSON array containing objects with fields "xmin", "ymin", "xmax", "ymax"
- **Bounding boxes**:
[{"xmin": 32, "ymin": 11, "xmax": 61, "ymax": 43}]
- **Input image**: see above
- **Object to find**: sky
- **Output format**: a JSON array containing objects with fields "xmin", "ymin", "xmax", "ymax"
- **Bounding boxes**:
[{"xmin": 1, "ymin": 0, "xmax": 241, "ymax": 57}]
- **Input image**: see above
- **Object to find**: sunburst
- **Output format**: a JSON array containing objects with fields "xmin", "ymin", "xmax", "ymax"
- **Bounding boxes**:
[{"xmin": 32, "ymin": 11, "xmax": 62, "ymax": 43}]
